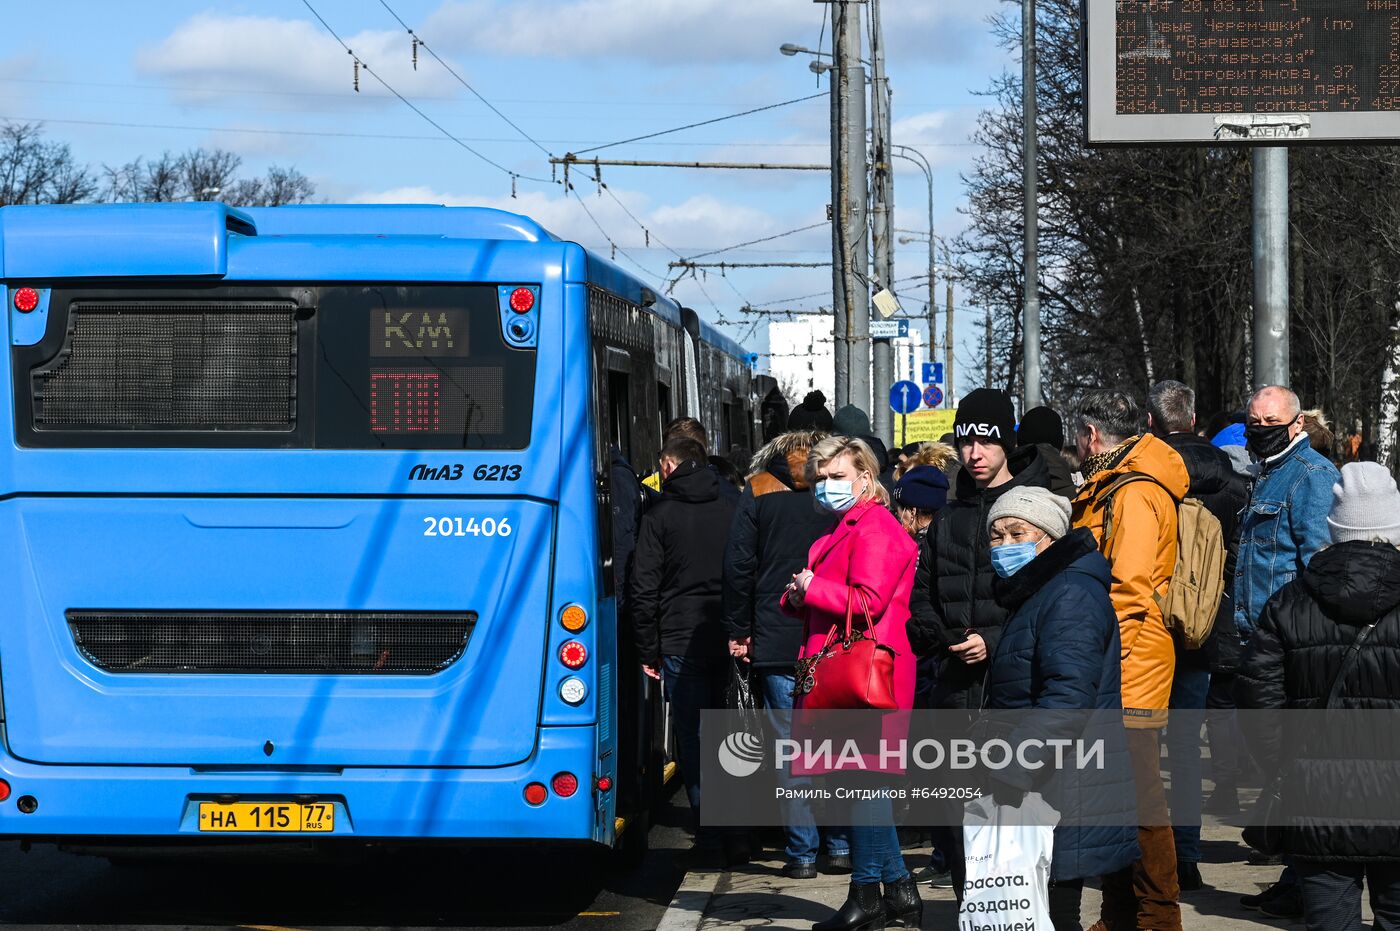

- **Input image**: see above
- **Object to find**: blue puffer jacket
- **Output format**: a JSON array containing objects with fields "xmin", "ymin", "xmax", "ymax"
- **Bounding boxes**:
[{"xmin": 982, "ymin": 528, "xmax": 1140, "ymax": 882}]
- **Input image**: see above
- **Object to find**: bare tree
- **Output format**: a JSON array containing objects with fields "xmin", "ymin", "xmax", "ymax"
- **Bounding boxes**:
[
  {"xmin": 0, "ymin": 122, "xmax": 97, "ymax": 205},
  {"xmin": 99, "ymin": 148, "xmax": 315, "ymax": 206},
  {"xmin": 226, "ymin": 166, "xmax": 316, "ymax": 206},
  {"xmin": 958, "ymin": 0, "xmax": 1400, "ymax": 444}
]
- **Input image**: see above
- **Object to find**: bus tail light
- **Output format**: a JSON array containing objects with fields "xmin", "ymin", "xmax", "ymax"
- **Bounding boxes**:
[
  {"xmin": 13, "ymin": 288, "xmax": 39, "ymax": 313},
  {"xmin": 509, "ymin": 287, "xmax": 535, "ymax": 313},
  {"xmin": 0, "ymin": 780, "xmax": 9, "ymax": 803},
  {"xmin": 552, "ymin": 773, "xmax": 578, "ymax": 798},
  {"xmin": 560, "ymin": 604, "xmax": 588, "ymax": 632},
  {"xmin": 524, "ymin": 782, "xmax": 548, "ymax": 806},
  {"xmin": 596, "ymin": 775, "xmax": 613, "ymax": 793},
  {"xmin": 559, "ymin": 640, "xmax": 588, "ymax": 669}
]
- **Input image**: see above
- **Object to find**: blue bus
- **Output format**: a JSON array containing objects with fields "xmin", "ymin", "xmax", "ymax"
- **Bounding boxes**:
[{"xmin": 0, "ymin": 202, "xmax": 760, "ymax": 853}]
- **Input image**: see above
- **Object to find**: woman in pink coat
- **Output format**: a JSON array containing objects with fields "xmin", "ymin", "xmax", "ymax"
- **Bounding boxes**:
[{"xmin": 782, "ymin": 435, "xmax": 920, "ymax": 931}]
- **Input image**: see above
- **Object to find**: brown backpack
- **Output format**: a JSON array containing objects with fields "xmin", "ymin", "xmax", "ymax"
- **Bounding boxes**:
[{"xmin": 1101, "ymin": 473, "xmax": 1226, "ymax": 650}]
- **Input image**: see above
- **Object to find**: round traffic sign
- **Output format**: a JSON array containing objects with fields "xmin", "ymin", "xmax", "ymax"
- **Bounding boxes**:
[
  {"xmin": 890, "ymin": 380, "xmax": 922, "ymax": 415},
  {"xmin": 924, "ymin": 384, "xmax": 944, "ymax": 409}
]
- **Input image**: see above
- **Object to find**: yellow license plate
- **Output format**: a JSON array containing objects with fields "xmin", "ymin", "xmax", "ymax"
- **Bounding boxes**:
[{"xmin": 197, "ymin": 801, "xmax": 335, "ymax": 833}]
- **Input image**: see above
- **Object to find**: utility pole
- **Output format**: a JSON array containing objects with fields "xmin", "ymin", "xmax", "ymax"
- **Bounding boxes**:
[
  {"xmin": 984, "ymin": 306, "xmax": 994, "ymax": 389},
  {"xmin": 1022, "ymin": 0, "xmax": 1042, "ymax": 411},
  {"xmin": 831, "ymin": 0, "xmax": 870, "ymax": 412},
  {"xmin": 869, "ymin": 0, "xmax": 895, "ymax": 442},
  {"xmin": 945, "ymin": 253, "xmax": 955, "ymax": 407},
  {"xmin": 1252, "ymin": 146, "xmax": 1289, "ymax": 387}
]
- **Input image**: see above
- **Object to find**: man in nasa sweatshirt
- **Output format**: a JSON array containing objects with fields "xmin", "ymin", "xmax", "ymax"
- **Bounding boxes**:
[{"xmin": 906, "ymin": 388, "xmax": 1053, "ymax": 712}]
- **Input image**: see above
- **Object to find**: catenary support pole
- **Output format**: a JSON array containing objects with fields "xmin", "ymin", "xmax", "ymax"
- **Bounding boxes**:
[
  {"xmin": 946, "ymin": 253, "xmax": 955, "ymax": 408},
  {"xmin": 1252, "ymin": 146, "xmax": 1290, "ymax": 388},
  {"xmin": 832, "ymin": 0, "xmax": 870, "ymax": 414},
  {"xmin": 1021, "ymin": 0, "xmax": 1042, "ymax": 410},
  {"xmin": 829, "ymin": 4, "xmax": 849, "ymax": 408},
  {"xmin": 870, "ymin": 0, "xmax": 895, "ymax": 443}
]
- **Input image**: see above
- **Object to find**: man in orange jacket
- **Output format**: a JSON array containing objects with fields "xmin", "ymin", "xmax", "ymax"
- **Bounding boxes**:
[{"xmin": 1071, "ymin": 389, "xmax": 1190, "ymax": 931}]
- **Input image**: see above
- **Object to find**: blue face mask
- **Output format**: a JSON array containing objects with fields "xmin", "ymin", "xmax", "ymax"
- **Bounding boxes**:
[
  {"xmin": 990, "ymin": 540, "xmax": 1041, "ymax": 578},
  {"xmin": 815, "ymin": 479, "xmax": 858, "ymax": 513}
]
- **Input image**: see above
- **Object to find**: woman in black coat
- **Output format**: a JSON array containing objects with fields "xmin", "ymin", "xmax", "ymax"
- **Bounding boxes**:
[
  {"xmin": 1236, "ymin": 462, "xmax": 1400, "ymax": 931},
  {"xmin": 979, "ymin": 487, "xmax": 1139, "ymax": 931}
]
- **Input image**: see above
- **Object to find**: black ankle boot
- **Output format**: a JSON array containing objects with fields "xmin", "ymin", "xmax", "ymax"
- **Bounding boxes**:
[
  {"xmin": 881, "ymin": 875, "xmax": 923, "ymax": 928},
  {"xmin": 813, "ymin": 881, "xmax": 886, "ymax": 931}
]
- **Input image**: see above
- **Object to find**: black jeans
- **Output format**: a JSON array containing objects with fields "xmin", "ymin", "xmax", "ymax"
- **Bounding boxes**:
[
  {"xmin": 1206, "ymin": 670, "xmax": 1244, "ymax": 788},
  {"xmin": 1049, "ymin": 878, "xmax": 1085, "ymax": 931},
  {"xmin": 1297, "ymin": 861, "xmax": 1400, "ymax": 931},
  {"xmin": 661, "ymin": 654, "xmax": 728, "ymax": 827}
]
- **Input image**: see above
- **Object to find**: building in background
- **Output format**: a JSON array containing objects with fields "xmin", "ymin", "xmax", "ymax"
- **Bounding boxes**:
[
  {"xmin": 767, "ymin": 316, "xmax": 928, "ymax": 408},
  {"xmin": 894, "ymin": 328, "xmax": 928, "ymax": 388},
  {"xmin": 767, "ymin": 316, "xmax": 834, "ymax": 408}
]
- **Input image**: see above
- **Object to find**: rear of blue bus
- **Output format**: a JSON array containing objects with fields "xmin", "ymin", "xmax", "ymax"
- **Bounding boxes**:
[{"xmin": 0, "ymin": 203, "xmax": 618, "ymax": 845}]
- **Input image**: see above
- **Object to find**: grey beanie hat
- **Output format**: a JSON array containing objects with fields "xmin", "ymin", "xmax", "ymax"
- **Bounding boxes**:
[
  {"xmin": 1327, "ymin": 461, "xmax": 1400, "ymax": 545},
  {"xmin": 987, "ymin": 486, "xmax": 1073, "ymax": 540}
]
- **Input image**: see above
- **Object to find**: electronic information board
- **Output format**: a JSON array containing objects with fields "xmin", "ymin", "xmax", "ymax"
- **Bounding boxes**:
[{"xmin": 1085, "ymin": 1, "xmax": 1400, "ymax": 144}]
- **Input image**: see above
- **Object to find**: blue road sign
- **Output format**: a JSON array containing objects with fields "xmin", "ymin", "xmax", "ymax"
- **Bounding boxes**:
[
  {"xmin": 924, "ymin": 384, "xmax": 944, "ymax": 409},
  {"xmin": 890, "ymin": 380, "xmax": 922, "ymax": 415},
  {"xmin": 922, "ymin": 362, "xmax": 944, "ymax": 385}
]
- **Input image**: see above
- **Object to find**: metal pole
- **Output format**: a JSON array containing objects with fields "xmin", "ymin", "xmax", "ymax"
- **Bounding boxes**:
[
  {"xmin": 985, "ymin": 307, "xmax": 994, "ymax": 388},
  {"xmin": 870, "ymin": 0, "xmax": 894, "ymax": 443},
  {"xmin": 1021, "ymin": 0, "xmax": 1042, "ymax": 410},
  {"xmin": 892, "ymin": 146, "xmax": 936, "ymax": 407},
  {"xmin": 830, "ymin": 4, "xmax": 849, "ymax": 409},
  {"xmin": 1252, "ymin": 146, "xmax": 1290, "ymax": 388},
  {"xmin": 945, "ymin": 249, "xmax": 955, "ymax": 408},
  {"xmin": 842, "ymin": 12, "xmax": 871, "ymax": 416}
]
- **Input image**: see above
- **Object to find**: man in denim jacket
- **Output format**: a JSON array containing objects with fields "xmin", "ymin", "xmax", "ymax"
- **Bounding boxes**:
[
  {"xmin": 1234, "ymin": 386, "xmax": 1339, "ymax": 642},
  {"xmin": 1231, "ymin": 385, "xmax": 1339, "ymax": 919}
]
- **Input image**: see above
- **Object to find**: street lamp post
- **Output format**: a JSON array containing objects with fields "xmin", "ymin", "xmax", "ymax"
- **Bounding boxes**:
[
  {"xmin": 780, "ymin": 27, "xmax": 869, "ymax": 412},
  {"xmin": 892, "ymin": 146, "xmax": 951, "ymax": 405}
]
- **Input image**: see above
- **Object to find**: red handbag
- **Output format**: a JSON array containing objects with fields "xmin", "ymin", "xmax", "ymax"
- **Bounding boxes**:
[{"xmin": 794, "ymin": 589, "xmax": 899, "ymax": 711}]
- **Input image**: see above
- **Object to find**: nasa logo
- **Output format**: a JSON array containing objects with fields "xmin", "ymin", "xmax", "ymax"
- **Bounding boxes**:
[{"xmin": 955, "ymin": 423, "xmax": 1001, "ymax": 439}]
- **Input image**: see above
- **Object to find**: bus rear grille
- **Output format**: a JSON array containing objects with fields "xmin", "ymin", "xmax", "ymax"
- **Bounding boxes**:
[
  {"xmin": 66, "ymin": 611, "xmax": 476, "ymax": 674},
  {"xmin": 34, "ymin": 301, "xmax": 297, "ymax": 431}
]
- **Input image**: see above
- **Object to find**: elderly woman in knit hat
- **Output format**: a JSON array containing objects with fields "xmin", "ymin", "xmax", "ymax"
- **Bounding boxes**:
[{"xmin": 977, "ymin": 486, "xmax": 1139, "ymax": 931}]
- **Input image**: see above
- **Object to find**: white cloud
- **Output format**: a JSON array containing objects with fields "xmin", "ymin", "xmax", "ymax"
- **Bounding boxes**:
[
  {"xmin": 136, "ymin": 13, "xmax": 460, "ymax": 104},
  {"xmin": 424, "ymin": 0, "xmax": 1004, "ymax": 65}
]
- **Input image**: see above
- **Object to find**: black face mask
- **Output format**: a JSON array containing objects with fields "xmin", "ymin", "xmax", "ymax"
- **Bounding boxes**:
[{"xmin": 1245, "ymin": 422, "xmax": 1294, "ymax": 459}]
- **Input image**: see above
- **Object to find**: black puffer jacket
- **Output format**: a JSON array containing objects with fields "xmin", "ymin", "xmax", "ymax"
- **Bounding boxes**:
[
  {"xmin": 1235, "ymin": 541, "xmax": 1400, "ymax": 861},
  {"xmin": 1162, "ymin": 432, "xmax": 1249, "ymax": 671},
  {"xmin": 723, "ymin": 433, "xmax": 835, "ymax": 669},
  {"xmin": 907, "ymin": 444, "xmax": 1052, "ymax": 709},
  {"xmin": 631, "ymin": 459, "xmax": 737, "ymax": 667}
]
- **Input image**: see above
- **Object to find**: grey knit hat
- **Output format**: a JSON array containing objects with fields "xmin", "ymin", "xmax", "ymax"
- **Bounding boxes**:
[
  {"xmin": 1327, "ymin": 462, "xmax": 1400, "ymax": 545},
  {"xmin": 987, "ymin": 486, "xmax": 1073, "ymax": 540}
]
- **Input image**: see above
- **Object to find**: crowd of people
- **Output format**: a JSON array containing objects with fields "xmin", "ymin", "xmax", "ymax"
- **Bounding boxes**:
[{"xmin": 615, "ymin": 381, "xmax": 1400, "ymax": 931}]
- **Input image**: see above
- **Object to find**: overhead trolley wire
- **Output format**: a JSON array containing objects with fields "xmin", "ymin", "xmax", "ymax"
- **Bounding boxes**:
[
  {"xmin": 568, "ymin": 93, "xmax": 827, "ymax": 157},
  {"xmin": 298, "ymin": 0, "xmax": 553, "ymax": 185},
  {"xmin": 678, "ymin": 221, "xmax": 829, "ymax": 263},
  {"xmin": 374, "ymin": 0, "xmax": 552, "ymax": 158}
]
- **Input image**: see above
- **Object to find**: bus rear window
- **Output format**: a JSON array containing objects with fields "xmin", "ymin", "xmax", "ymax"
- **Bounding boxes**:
[
  {"xmin": 315, "ymin": 285, "xmax": 532, "ymax": 450},
  {"xmin": 13, "ymin": 284, "xmax": 535, "ymax": 450}
]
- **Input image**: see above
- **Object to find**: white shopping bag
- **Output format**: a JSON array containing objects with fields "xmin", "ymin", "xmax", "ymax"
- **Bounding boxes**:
[{"xmin": 958, "ymin": 793, "xmax": 1059, "ymax": 931}]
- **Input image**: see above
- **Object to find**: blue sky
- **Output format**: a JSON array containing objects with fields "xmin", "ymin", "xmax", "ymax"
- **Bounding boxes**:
[{"xmin": 1, "ymin": 0, "xmax": 1014, "ymax": 380}]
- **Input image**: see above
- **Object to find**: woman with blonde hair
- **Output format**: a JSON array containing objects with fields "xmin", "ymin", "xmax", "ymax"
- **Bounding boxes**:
[
  {"xmin": 782, "ymin": 436, "xmax": 921, "ymax": 929},
  {"xmin": 893, "ymin": 440, "xmax": 958, "ymax": 482}
]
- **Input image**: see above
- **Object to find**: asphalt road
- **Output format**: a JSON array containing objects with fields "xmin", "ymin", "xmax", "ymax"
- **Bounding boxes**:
[{"xmin": 0, "ymin": 787, "xmax": 695, "ymax": 931}]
